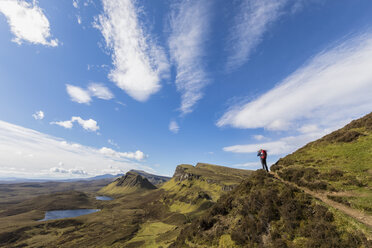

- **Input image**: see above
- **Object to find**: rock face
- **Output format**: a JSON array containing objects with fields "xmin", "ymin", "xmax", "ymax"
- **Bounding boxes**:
[
  {"xmin": 129, "ymin": 170, "xmax": 171, "ymax": 185},
  {"xmin": 114, "ymin": 171, "xmax": 157, "ymax": 190},
  {"xmin": 173, "ymin": 165, "xmax": 200, "ymax": 182},
  {"xmin": 221, "ymin": 185, "xmax": 236, "ymax": 191}
]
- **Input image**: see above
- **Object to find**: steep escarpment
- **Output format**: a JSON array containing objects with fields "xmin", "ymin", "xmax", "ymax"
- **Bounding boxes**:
[{"xmin": 171, "ymin": 170, "xmax": 371, "ymax": 248}]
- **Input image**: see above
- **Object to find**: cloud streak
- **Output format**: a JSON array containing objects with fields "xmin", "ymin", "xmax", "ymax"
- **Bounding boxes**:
[
  {"xmin": 95, "ymin": 0, "xmax": 169, "ymax": 102},
  {"xmin": 168, "ymin": 0, "xmax": 210, "ymax": 115},
  {"xmin": 66, "ymin": 83, "xmax": 114, "ymax": 104},
  {"xmin": 218, "ymin": 33, "xmax": 372, "ymax": 131},
  {"xmin": 0, "ymin": 0, "xmax": 58, "ymax": 46},
  {"xmin": 99, "ymin": 147, "xmax": 146, "ymax": 161},
  {"xmin": 225, "ymin": 0, "xmax": 287, "ymax": 71},
  {"xmin": 220, "ymin": 32, "xmax": 372, "ymax": 157},
  {"xmin": 0, "ymin": 120, "xmax": 149, "ymax": 178},
  {"xmin": 169, "ymin": 120, "xmax": 179, "ymax": 133}
]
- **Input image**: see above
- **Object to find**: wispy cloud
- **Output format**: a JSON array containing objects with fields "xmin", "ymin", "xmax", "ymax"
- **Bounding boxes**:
[
  {"xmin": 0, "ymin": 0, "xmax": 58, "ymax": 46},
  {"xmin": 51, "ymin": 116, "xmax": 99, "ymax": 132},
  {"xmin": 169, "ymin": 120, "xmax": 179, "ymax": 133},
  {"xmin": 220, "ymin": 32, "xmax": 372, "ymax": 155},
  {"xmin": 32, "ymin": 110, "xmax": 44, "ymax": 120},
  {"xmin": 95, "ymin": 0, "xmax": 169, "ymax": 102},
  {"xmin": 218, "ymin": 33, "xmax": 372, "ymax": 131},
  {"xmin": 0, "ymin": 120, "xmax": 150, "ymax": 178},
  {"xmin": 225, "ymin": 0, "xmax": 287, "ymax": 71},
  {"xmin": 66, "ymin": 84, "xmax": 92, "ymax": 104},
  {"xmin": 88, "ymin": 83, "xmax": 114, "ymax": 100},
  {"xmin": 50, "ymin": 167, "xmax": 87, "ymax": 175},
  {"xmin": 224, "ymin": 130, "xmax": 330, "ymax": 156},
  {"xmin": 66, "ymin": 83, "xmax": 114, "ymax": 104},
  {"xmin": 168, "ymin": 0, "xmax": 210, "ymax": 115}
]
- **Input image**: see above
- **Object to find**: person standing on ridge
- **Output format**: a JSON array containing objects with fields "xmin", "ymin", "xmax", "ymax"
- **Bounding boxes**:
[{"xmin": 257, "ymin": 149, "xmax": 268, "ymax": 172}]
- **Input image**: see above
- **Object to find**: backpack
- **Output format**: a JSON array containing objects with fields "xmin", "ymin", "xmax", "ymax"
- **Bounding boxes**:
[{"xmin": 261, "ymin": 150, "xmax": 267, "ymax": 159}]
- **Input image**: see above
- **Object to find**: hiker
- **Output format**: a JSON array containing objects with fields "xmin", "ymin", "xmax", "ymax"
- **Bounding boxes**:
[{"xmin": 257, "ymin": 149, "xmax": 268, "ymax": 172}]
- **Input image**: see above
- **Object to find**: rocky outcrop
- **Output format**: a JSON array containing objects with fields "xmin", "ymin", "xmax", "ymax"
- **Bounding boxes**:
[
  {"xmin": 173, "ymin": 165, "xmax": 200, "ymax": 182},
  {"xmin": 221, "ymin": 185, "xmax": 236, "ymax": 191}
]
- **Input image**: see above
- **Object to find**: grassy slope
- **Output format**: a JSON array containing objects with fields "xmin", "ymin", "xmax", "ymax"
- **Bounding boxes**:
[
  {"xmin": 160, "ymin": 163, "xmax": 252, "ymax": 215},
  {"xmin": 272, "ymin": 112, "xmax": 372, "ymax": 214},
  {"xmin": 171, "ymin": 170, "xmax": 371, "ymax": 248}
]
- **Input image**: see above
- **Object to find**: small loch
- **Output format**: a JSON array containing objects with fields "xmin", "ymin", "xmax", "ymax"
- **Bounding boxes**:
[
  {"xmin": 96, "ymin": 196, "xmax": 113, "ymax": 201},
  {"xmin": 39, "ymin": 209, "xmax": 100, "ymax": 221}
]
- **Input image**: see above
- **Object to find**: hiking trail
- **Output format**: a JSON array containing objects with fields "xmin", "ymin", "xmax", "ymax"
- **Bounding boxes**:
[{"xmin": 270, "ymin": 172, "xmax": 372, "ymax": 231}]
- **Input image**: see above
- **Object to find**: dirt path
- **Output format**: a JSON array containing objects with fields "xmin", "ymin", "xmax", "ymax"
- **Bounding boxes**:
[{"xmin": 270, "ymin": 172, "xmax": 372, "ymax": 230}]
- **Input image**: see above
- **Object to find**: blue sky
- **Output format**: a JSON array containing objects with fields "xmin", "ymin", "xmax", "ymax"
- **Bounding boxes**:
[{"xmin": 0, "ymin": 0, "xmax": 372, "ymax": 178}]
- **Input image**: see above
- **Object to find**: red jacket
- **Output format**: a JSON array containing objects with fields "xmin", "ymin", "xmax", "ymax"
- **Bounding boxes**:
[{"xmin": 259, "ymin": 150, "xmax": 267, "ymax": 159}]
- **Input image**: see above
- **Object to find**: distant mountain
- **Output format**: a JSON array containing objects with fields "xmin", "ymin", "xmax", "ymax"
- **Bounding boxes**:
[
  {"xmin": 99, "ymin": 171, "xmax": 157, "ymax": 195},
  {"xmin": 87, "ymin": 173, "xmax": 123, "ymax": 180},
  {"xmin": 129, "ymin": 169, "xmax": 170, "ymax": 185}
]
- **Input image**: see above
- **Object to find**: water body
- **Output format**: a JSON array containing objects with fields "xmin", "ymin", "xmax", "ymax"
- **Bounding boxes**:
[
  {"xmin": 96, "ymin": 196, "xmax": 113, "ymax": 201},
  {"xmin": 39, "ymin": 209, "xmax": 100, "ymax": 221}
]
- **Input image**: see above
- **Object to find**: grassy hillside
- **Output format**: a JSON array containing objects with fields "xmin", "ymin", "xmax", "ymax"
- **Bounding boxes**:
[
  {"xmin": 272, "ymin": 112, "xmax": 372, "ymax": 214},
  {"xmin": 171, "ymin": 170, "xmax": 371, "ymax": 248},
  {"xmin": 160, "ymin": 163, "xmax": 253, "ymax": 215}
]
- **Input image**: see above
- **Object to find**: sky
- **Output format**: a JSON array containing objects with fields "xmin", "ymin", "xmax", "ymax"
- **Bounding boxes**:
[{"xmin": 0, "ymin": 0, "xmax": 372, "ymax": 179}]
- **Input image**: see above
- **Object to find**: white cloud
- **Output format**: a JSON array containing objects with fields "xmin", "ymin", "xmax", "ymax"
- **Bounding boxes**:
[
  {"xmin": 66, "ymin": 84, "xmax": 91, "ymax": 104},
  {"xmin": 99, "ymin": 147, "xmax": 146, "ymax": 161},
  {"xmin": 66, "ymin": 83, "xmax": 114, "ymax": 104},
  {"xmin": 253, "ymin": 134, "xmax": 265, "ymax": 141},
  {"xmin": 169, "ymin": 120, "xmax": 179, "ymax": 134},
  {"xmin": 77, "ymin": 15, "xmax": 81, "ymax": 24},
  {"xmin": 225, "ymin": 0, "xmax": 287, "ymax": 71},
  {"xmin": 95, "ymin": 0, "xmax": 169, "ymax": 102},
  {"xmin": 73, "ymin": 0, "xmax": 79, "ymax": 9},
  {"xmin": 0, "ymin": 120, "xmax": 150, "ymax": 178},
  {"xmin": 168, "ymin": 0, "xmax": 210, "ymax": 115},
  {"xmin": 233, "ymin": 162, "xmax": 260, "ymax": 167},
  {"xmin": 298, "ymin": 124, "xmax": 319, "ymax": 134},
  {"xmin": 108, "ymin": 139, "xmax": 119, "ymax": 149},
  {"xmin": 0, "ymin": 0, "xmax": 58, "ymax": 46},
  {"xmin": 224, "ymin": 129, "xmax": 330, "ymax": 156},
  {"xmin": 50, "ymin": 116, "xmax": 99, "ymax": 132},
  {"xmin": 218, "ymin": 33, "xmax": 372, "ymax": 132},
  {"xmin": 50, "ymin": 120, "xmax": 73, "ymax": 129},
  {"xmin": 88, "ymin": 83, "xmax": 114, "ymax": 100},
  {"xmin": 50, "ymin": 167, "xmax": 69, "ymax": 174},
  {"xmin": 32, "ymin": 110, "xmax": 44, "ymax": 120}
]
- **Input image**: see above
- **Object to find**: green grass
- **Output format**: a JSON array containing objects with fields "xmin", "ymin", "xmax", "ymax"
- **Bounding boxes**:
[
  {"xmin": 126, "ymin": 221, "xmax": 177, "ymax": 247},
  {"xmin": 273, "ymin": 121, "xmax": 372, "ymax": 214}
]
